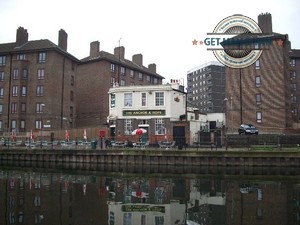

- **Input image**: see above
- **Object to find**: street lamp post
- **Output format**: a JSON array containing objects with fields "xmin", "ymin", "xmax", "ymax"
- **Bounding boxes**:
[{"xmin": 40, "ymin": 104, "xmax": 45, "ymax": 148}]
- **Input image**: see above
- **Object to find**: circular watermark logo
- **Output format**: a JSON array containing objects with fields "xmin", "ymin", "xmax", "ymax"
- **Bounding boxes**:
[{"xmin": 212, "ymin": 14, "xmax": 263, "ymax": 68}]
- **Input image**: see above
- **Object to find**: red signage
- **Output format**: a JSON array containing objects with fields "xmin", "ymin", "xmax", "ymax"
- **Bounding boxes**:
[{"xmin": 99, "ymin": 130, "xmax": 106, "ymax": 138}]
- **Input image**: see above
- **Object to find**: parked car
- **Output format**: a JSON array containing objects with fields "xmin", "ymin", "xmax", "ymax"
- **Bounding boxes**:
[{"xmin": 238, "ymin": 124, "xmax": 258, "ymax": 135}]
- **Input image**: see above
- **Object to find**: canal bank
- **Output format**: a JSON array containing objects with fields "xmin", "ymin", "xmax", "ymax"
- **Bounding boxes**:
[{"xmin": 0, "ymin": 148, "xmax": 300, "ymax": 167}]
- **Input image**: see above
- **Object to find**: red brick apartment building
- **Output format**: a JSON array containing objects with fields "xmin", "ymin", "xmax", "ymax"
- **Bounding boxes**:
[
  {"xmin": 225, "ymin": 13, "xmax": 299, "ymax": 134},
  {"xmin": 0, "ymin": 27, "xmax": 78, "ymax": 135},
  {"xmin": 76, "ymin": 42, "xmax": 164, "ymax": 128},
  {"xmin": 0, "ymin": 27, "xmax": 164, "ymax": 138}
]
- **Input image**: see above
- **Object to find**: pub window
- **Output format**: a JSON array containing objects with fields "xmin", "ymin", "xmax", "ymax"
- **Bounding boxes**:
[
  {"xmin": 155, "ymin": 118, "xmax": 164, "ymax": 135},
  {"xmin": 124, "ymin": 93, "xmax": 133, "ymax": 107},
  {"xmin": 155, "ymin": 92, "xmax": 164, "ymax": 106},
  {"xmin": 110, "ymin": 94, "xmax": 115, "ymax": 108},
  {"xmin": 141, "ymin": 92, "xmax": 147, "ymax": 107},
  {"xmin": 38, "ymin": 52, "xmax": 46, "ymax": 63},
  {"xmin": 124, "ymin": 119, "xmax": 133, "ymax": 135}
]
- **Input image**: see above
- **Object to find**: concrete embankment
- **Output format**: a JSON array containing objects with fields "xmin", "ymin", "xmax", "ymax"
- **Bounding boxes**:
[{"xmin": 0, "ymin": 148, "xmax": 300, "ymax": 167}]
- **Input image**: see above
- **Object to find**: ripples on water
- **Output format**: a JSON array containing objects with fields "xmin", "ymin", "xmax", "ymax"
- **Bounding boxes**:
[{"xmin": 0, "ymin": 163, "xmax": 300, "ymax": 225}]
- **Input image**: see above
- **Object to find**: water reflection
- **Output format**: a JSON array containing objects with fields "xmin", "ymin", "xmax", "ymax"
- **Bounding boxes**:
[{"xmin": 0, "ymin": 167, "xmax": 299, "ymax": 225}]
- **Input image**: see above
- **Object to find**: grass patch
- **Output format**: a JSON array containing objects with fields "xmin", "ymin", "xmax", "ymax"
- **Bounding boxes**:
[{"xmin": 250, "ymin": 145, "xmax": 275, "ymax": 151}]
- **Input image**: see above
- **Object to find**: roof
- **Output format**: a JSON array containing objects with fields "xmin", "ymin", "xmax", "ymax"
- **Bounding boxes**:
[
  {"xmin": 0, "ymin": 39, "xmax": 79, "ymax": 62},
  {"xmin": 80, "ymin": 50, "xmax": 164, "ymax": 79},
  {"xmin": 221, "ymin": 32, "xmax": 288, "ymax": 47},
  {"xmin": 187, "ymin": 61, "xmax": 223, "ymax": 74},
  {"xmin": 290, "ymin": 49, "xmax": 300, "ymax": 58}
]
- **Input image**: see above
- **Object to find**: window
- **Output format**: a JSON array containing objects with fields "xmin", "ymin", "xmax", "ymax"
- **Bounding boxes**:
[
  {"xmin": 256, "ymin": 93, "xmax": 261, "ymax": 105},
  {"xmin": 138, "ymin": 72, "xmax": 143, "ymax": 80},
  {"xmin": 20, "ymin": 120, "xmax": 26, "ymax": 130},
  {"xmin": 255, "ymin": 60, "xmax": 260, "ymax": 69},
  {"xmin": 0, "ymin": 71, "xmax": 4, "ymax": 81},
  {"xmin": 120, "ymin": 80, "xmax": 125, "ymax": 86},
  {"xmin": 111, "ymin": 77, "xmax": 116, "ymax": 86},
  {"xmin": 70, "ymin": 91, "xmax": 74, "ymax": 101},
  {"xmin": 10, "ymin": 102, "xmax": 17, "ymax": 113},
  {"xmin": 141, "ymin": 93, "xmax": 147, "ymax": 106},
  {"xmin": 111, "ymin": 94, "xmax": 115, "ymax": 108},
  {"xmin": 22, "ymin": 68, "xmax": 28, "ymax": 79},
  {"xmin": 291, "ymin": 95, "xmax": 297, "ymax": 103},
  {"xmin": 147, "ymin": 75, "xmax": 151, "ymax": 82},
  {"xmin": 35, "ymin": 120, "xmax": 42, "ymax": 129},
  {"xmin": 0, "ymin": 56, "xmax": 6, "ymax": 66},
  {"xmin": 256, "ymin": 111, "xmax": 262, "ymax": 123},
  {"xmin": 70, "ymin": 106, "xmax": 73, "ymax": 118},
  {"xmin": 291, "ymin": 83, "xmax": 296, "ymax": 91},
  {"xmin": 12, "ymin": 86, "xmax": 18, "ymax": 96},
  {"xmin": 37, "ymin": 69, "xmax": 45, "ymax": 79},
  {"xmin": 154, "ymin": 78, "xmax": 158, "ymax": 84},
  {"xmin": 290, "ymin": 59, "xmax": 296, "ymax": 67},
  {"xmin": 38, "ymin": 52, "xmax": 46, "ymax": 63},
  {"xmin": 121, "ymin": 66, "xmax": 125, "ymax": 75},
  {"xmin": 110, "ymin": 63, "xmax": 115, "ymax": 72},
  {"xmin": 292, "ymin": 108, "xmax": 298, "ymax": 116},
  {"xmin": 36, "ymin": 103, "xmax": 45, "ymax": 113},
  {"xmin": 11, "ymin": 120, "xmax": 16, "ymax": 129},
  {"xmin": 21, "ymin": 86, "xmax": 27, "ymax": 96},
  {"xmin": 0, "ymin": 87, "xmax": 3, "ymax": 98},
  {"xmin": 290, "ymin": 71, "xmax": 296, "ymax": 79},
  {"xmin": 13, "ymin": 68, "xmax": 19, "ymax": 79},
  {"xmin": 17, "ymin": 54, "xmax": 26, "ymax": 60},
  {"xmin": 255, "ymin": 76, "xmax": 261, "ymax": 87},
  {"xmin": 0, "ymin": 104, "xmax": 2, "ymax": 114},
  {"xmin": 36, "ymin": 85, "xmax": 44, "ymax": 96},
  {"xmin": 21, "ymin": 103, "xmax": 26, "ymax": 112},
  {"xmin": 0, "ymin": 121, "xmax": 2, "ymax": 130},
  {"xmin": 71, "ymin": 75, "xmax": 74, "ymax": 86},
  {"xmin": 124, "ymin": 93, "xmax": 132, "ymax": 107},
  {"xmin": 130, "ymin": 70, "xmax": 134, "ymax": 78},
  {"xmin": 155, "ymin": 92, "xmax": 164, "ymax": 106},
  {"xmin": 124, "ymin": 119, "xmax": 133, "ymax": 135},
  {"xmin": 155, "ymin": 118, "xmax": 164, "ymax": 135},
  {"xmin": 155, "ymin": 216, "xmax": 164, "ymax": 225}
]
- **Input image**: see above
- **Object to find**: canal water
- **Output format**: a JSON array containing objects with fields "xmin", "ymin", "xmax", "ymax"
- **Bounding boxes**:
[{"xmin": 0, "ymin": 165, "xmax": 299, "ymax": 225}]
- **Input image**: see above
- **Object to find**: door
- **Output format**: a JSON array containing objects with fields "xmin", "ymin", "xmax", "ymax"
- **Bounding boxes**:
[{"xmin": 173, "ymin": 126, "xmax": 186, "ymax": 147}]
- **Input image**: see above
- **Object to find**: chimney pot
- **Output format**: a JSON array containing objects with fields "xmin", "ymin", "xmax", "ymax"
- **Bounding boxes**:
[
  {"xmin": 90, "ymin": 41, "xmax": 100, "ymax": 58},
  {"xmin": 114, "ymin": 46, "xmax": 125, "ymax": 60},
  {"xmin": 132, "ymin": 54, "xmax": 143, "ymax": 66},
  {"xmin": 16, "ymin": 27, "xmax": 28, "ymax": 46}
]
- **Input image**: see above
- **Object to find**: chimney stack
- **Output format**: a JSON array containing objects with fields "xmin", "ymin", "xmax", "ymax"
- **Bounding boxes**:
[
  {"xmin": 258, "ymin": 13, "xmax": 273, "ymax": 34},
  {"xmin": 90, "ymin": 41, "xmax": 100, "ymax": 58},
  {"xmin": 16, "ymin": 27, "xmax": 28, "ymax": 46},
  {"xmin": 148, "ymin": 63, "xmax": 156, "ymax": 73},
  {"xmin": 58, "ymin": 29, "xmax": 68, "ymax": 51},
  {"xmin": 114, "ymin": 46, "xmax": 125, "ymax": 60},
  {"xmin": 132, "ymin": 54, "xmax": 143, "ymax": 66}
]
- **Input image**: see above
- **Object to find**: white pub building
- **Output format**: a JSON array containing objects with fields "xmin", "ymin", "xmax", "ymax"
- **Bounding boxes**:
[{"xmin": 107, "ymin": 84, "xmax": 188, "ymax": 147}]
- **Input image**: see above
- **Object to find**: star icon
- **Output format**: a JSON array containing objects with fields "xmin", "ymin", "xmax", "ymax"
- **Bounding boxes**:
[
  {"xmin": 277, "ymin": 39, "xmax": 283, "ymax": 46},
  {"xmin": 272, "ymin": 40, "xmax": 277, "ymax": 46},
  {"xmin": 199, "ymin": 40, "xmax": 204, "ymax": 45},
  {"xmin": 192, "ymin": 39, "xmax": 198, "ymax": 45}
]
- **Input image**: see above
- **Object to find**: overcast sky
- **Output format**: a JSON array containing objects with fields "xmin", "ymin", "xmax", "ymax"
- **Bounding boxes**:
[{"xmin": 0, "ymin": 0, "xmax": 299, "ymax": 83}]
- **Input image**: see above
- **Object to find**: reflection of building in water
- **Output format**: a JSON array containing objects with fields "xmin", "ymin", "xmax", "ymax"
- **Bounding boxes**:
[
  {"xmin": 108, "ymin": 201, "xmax": 185, "ymax": 225},
  {"xmin": 187, "ymin": 179, "xmax": 226, "ymax": 225}
]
